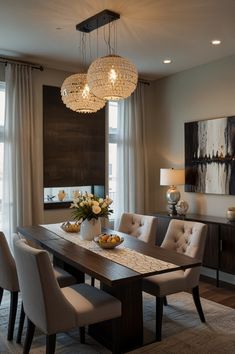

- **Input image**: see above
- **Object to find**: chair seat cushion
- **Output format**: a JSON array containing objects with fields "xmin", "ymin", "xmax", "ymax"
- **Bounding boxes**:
[
  {"xmin": 53, "ymin": 267, "xmax": 77, "ymax": 288},
  {"xmin": 142, "ymin": 270, "xmax": 188, "ymax": 297},
  {"xmin": 62, "ymin": 283, "xmax": 121, "ymax": 327}
]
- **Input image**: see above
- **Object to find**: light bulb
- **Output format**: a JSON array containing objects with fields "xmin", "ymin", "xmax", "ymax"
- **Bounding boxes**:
[
  {"xmin": 82, "ymin": 83, "xmax": 90, "ymax": 98},
  {"xmin": 109, "ymin": 68, "xmax": 118, "ymax": 85}
]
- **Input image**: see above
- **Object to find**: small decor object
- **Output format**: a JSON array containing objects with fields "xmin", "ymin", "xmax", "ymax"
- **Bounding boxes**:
[
  {"xmin": 61, "ymin": 221, "xmax": 81, "ymax": 233},
  {"xmin": 94, "ymin": 233, "xmax": 124, "ymax": 249},
  {"xmin": 226, "ymin": 207, "xmax": 235, "ymax": 222},
  {"xmin": 160, "ymin": 168, "xmax": 185, "ymax": 216},
  {"xmin": 47, "ymin": 195, "xmax": 55, "ymax": 201},
  {"xmin": 176, "ymin": 200, "xmax": 189, "ymax": 216},
  {"xmin": 58, "ymin": 190, "xmax": 66, "ymax": 201},
  {"xmin": 70, "ymin": 191, "xmax": 113, "ymax": 241}
]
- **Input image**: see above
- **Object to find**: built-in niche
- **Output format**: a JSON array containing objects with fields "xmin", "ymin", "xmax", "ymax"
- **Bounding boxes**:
[{"xmin": 43, "ymin": 85, "xmax": 106, "ymax": 209}]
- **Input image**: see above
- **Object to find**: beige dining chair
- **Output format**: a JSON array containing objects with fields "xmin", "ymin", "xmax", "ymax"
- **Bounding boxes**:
[
  {"xmin": 13, "ymin": 236, "xmax": 122, "ymax": 354},
  {"xmin": 118, "ymin": 213, "xmax": 157, "ymax": 246},
  {"xmin": 142, "ymin": 219, "xmax": 207, "ymax": 341},
  {"xmin": 0, "ymin": 231, "xmax": 77, "ymax": 342}
]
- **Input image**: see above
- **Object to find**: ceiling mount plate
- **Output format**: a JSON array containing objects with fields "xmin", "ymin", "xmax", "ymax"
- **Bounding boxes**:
[{"xmin": 76, "ymin": 9, "xmax": 120, "ymax": 33}]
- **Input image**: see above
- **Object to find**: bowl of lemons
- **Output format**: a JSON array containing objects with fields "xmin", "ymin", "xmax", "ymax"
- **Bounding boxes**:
[
  {"xmin": 94, "ymin": 233, "xmax": 124, "ymax": 249},
  {"xmin": 61, "ymin": 221, "xmax": 81, "ymax": 233}
]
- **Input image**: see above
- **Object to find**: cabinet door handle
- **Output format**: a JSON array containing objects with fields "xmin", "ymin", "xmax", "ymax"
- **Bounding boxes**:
[{"xmin": 220, "ymin": 239, "xmax": 223, "ymax": 252}]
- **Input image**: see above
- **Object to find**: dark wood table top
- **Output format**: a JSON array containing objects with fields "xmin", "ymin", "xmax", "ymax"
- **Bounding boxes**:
[{"xmin": 17, "ymin": 225, "xmax": 201, "ymax": 287}]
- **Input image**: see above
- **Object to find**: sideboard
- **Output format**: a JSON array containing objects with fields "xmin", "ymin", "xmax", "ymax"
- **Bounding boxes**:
[{"xmin": 153, "ymin": 212, "xmax": 235, "ymax": 287}]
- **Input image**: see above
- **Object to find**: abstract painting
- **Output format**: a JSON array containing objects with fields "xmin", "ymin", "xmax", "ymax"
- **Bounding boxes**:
[{"xmin": 185, "ymin": 116, "xmax": 235, "ymax": 195}]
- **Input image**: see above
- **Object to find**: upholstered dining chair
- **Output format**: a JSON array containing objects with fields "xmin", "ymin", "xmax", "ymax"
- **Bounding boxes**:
[
  {"xmin": 142, "ymin": 219, "xmax": 207, "ymax": 341},
  {"xmin": 118, "ymin": 213, "xmax": 157, "ymax": 245},
  {"xmin": 0, "ymin": 231, "xmax": 77, "ymax": 342},
  {"xmin": 13, "ymin": 236, "xmax": 122, "ymax": 354}
]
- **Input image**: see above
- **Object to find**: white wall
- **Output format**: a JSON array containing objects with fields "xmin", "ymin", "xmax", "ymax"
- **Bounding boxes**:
[{"xmin": 147, "ymin": 55, "xmax": 235, "ymax": 217}]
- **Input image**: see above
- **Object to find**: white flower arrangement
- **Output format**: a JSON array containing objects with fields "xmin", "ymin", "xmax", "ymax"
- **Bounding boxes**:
[{"xmin": 70, "ymin": 191, "xmax": 113, "ymax": 221}]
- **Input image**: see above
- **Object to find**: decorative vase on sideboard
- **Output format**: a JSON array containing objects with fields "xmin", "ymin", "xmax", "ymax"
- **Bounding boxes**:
[{"xmin": 80, "ymin": 218, "xmax": 101, "ymax": 241}]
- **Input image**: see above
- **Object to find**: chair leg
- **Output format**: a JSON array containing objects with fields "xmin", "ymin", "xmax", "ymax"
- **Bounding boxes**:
[
  {"xmin": 23, "ymin": 318, "xmax": 35, "ymax": 354},
  {"xmin": 163, "ymin": 296, "xmax": 168, "ymax": 306},
  {"xmin": 7, "ymin": 291, "xmax": 18, "ymax": 340},
  {"xmin": 16, "ymin": 303, "xmax": 25, "ymax": 344},
  {"xmin": 80, "ymin": 326, "xmax": 85, "ymax": 344},
  {"xmin": 156, "ymin": 297, "xmax": 164, "ymax": 342},
  {"xmin": 192, "ymin": 286, "xmax": 205, "ymax": 323},
  {"xmin": 0, "ymin": 287, "xmax": 3, "ymax": 305},
  {"xmin": 112, "ymin": 317, "xmax": 121, "ymax": 354},
  {"xmin": 46, "ymin": 334, "xmax": 56, "ymax": 354}
]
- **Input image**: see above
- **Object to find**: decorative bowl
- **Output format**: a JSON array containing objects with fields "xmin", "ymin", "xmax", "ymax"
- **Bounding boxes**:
[
  {"xmin": 94, "ymin": 233, "xmax": 124, "ymax": 249},
  {"xmin": 61, "ymin": 221, "xmax": 81, "ymax": 233}
]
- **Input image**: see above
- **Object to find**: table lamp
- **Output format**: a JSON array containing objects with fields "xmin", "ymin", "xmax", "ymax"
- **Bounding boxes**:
[{"xmin": 160, "ymin": 168, "xmax": 185, "ymax": 216}]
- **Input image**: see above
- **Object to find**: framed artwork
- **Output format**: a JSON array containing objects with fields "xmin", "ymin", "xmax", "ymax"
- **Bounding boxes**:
[{"xmin": 185, "ymin": 116, "xmax": 235, "ymax": 195}]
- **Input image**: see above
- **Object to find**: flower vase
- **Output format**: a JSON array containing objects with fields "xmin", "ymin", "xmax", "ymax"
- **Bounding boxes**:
[{"xmin": 80, "ymin": 218, "xmax": 101, "ymax": 241}]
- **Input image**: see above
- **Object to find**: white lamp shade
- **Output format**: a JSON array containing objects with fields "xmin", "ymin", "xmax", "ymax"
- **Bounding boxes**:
[{"xmin": 160, "ymin": 168, "xmax": 185, "ymax": 186}]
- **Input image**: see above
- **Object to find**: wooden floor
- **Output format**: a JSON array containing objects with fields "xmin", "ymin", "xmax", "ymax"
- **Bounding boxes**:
[{"xmin": 199, "ymin": 275, "xmax": 235, "ymax": 309}]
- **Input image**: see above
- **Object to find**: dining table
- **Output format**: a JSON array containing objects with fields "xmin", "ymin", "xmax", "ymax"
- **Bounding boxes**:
[{"xmin": 17, "ymin": 223, "xmax": 201, "ymax": 352}]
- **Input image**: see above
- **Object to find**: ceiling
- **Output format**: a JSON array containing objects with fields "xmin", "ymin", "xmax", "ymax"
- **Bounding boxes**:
[{"xmin": 0, "ymin": 0, "xmax": 235, "ymax": 80}]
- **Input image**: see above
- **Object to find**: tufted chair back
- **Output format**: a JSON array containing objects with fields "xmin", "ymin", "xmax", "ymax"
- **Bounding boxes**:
[
  {"xmin": 142, "ymin": 219, "xmax": 207, "ymax": 342},
  {"xmin": 161, "ymin": 219, "xmax": 207, "ymax": 287},
  {"xmin": 118, "ymin": 213, "xmax": 157, "ymax": 245}
]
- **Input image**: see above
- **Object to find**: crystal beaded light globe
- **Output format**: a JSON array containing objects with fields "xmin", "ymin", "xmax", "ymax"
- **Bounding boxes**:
[
  {"xmin": 87, "ymin": 54, "xmax": 138, "ymax": 101},
  {"xmin": 61, "ymin": 73, "xmax": 105, "ymax": 113}
]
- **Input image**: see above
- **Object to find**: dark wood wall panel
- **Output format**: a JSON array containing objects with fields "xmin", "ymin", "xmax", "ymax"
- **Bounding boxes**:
[{"xmin": 43, "ymin": 85, "xmax": 106, "ymax": 188}]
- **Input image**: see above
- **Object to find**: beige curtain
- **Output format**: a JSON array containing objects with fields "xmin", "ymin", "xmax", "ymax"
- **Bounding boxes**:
[
  {"xmin": 115, "ymin": 82, "xmax": 149, "ymax": 227},
  {"xmin": 2, "ymin": 63, "xmax": 42, "ymax": 245}
]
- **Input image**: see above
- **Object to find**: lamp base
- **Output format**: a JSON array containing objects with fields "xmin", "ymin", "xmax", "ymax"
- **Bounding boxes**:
[
  {"xmin": 166, "ymin": 185, "xmax": 180, "ymax": 216},
  {"xmin": 167, "ymin": 203, "xmax": 178, "ymax": 216}
]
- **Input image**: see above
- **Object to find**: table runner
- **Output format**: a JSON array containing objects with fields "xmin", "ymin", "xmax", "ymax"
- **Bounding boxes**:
[{"xmin": 41, "ymin": 223, "xmax": 177, "ymax": 274}]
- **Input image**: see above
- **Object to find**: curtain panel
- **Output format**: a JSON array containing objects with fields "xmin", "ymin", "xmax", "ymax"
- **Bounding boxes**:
[
  {"xmin": 2, "ymin": 64, "xmax": 42, "ymax": 245},
  {"xmin": 115, "ymin": 83, "xmax": 149, "ymax": 228}
]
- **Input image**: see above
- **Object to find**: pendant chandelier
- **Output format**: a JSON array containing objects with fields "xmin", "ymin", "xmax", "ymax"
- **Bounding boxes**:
[
  {"xmin": 87, "ymin": 54, "xmax": 138, "ymax": 100},
  {"xmin": 77, "ymin": 9, "xmax": 138, "ymax": 102},
  {"xmin": 61, "ymin": 73, "xmax": 105, "ymax": 113},
  {"xmin": 61, "ymin": 29, "xmax": 105, "ymax": 114}
]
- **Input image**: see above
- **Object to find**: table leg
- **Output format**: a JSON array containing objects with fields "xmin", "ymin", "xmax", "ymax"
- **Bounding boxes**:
[{"xmin": 89, "ymin": 279, "xmax": 143, "ymax": 352}]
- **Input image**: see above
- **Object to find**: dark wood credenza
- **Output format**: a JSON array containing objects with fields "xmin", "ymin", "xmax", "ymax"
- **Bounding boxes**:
[{"xmin": 153, "ymin": 212, "xmax": 235, "ymax": 287}]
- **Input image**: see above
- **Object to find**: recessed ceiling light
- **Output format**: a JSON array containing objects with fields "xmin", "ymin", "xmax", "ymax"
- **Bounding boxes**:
[
  {"xmin": 163, "ymin": 59, "xmax": 172, "ymax": 64},
  {"xmin": 211, "ymin": 39, "xmax": 221, "ymax": 45}
]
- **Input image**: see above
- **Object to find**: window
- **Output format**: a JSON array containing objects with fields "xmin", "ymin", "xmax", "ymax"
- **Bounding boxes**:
[
  {"xmin": 108, "ymin": 101, "xmax": 118, "ymax": 219},
  {"xmin": 0, "ymin": 82, "xmax": 5, "ymax": 228}
]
